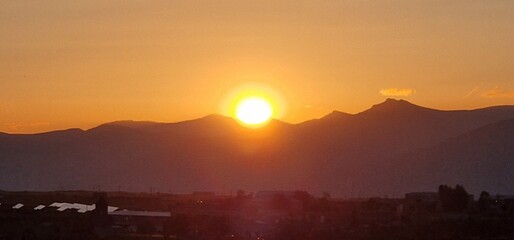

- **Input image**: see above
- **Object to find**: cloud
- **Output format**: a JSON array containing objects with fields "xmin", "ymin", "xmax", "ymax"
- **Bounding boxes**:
[
  {"xmin": 304, "ymin": 104, "xmax": 326, "ymax": 111},
  {"xmin": 1, "ymin": 122, "xmax": 50, "ymax": 132},
  {"xmin": 482, "ymin": 88, "xmax": 514, "ymax": 98},
  {"xmin": 462, "ymin": 83, "xmax": 483, "ymax": 99},
  {"xmin": 379, "ymin": 88, "xmax": 415, "ymax": 97}
]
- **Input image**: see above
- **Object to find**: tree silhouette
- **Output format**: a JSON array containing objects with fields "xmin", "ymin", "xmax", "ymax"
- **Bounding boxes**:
[
  {"xmin": 271, "ymin": 194, "xmax": 290, "ymax": 210},
  {"xmin": 293, "ymin": 190, "xmax": 314, "ymax": 211},
  {"xmin": 236, "ymin": 189, "xmax": 246, "ymax": 198},
  {"xmin": 478, "ymin": 191, "xmax": 491, "ymax": 213},
  {"xmin": 438, "ymin": 184, "xmax": 469, "ymax": 212}
]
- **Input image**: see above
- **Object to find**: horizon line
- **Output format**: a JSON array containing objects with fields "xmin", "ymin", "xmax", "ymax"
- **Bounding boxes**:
[{"xmin": 3, "ymin": 98, "xmax": 514, "ymax": 135}]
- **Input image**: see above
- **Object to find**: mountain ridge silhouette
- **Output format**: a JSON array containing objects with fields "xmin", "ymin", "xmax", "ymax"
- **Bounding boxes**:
[{"xmin": 1, "ymin": 99, "xmax": 513, "ymax": 196}]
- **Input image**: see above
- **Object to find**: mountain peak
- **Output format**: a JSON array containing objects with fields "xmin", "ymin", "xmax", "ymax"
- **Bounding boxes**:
[
  {"xmin": 322, "ymin": 110, "xmax": 353, "ymax": 120},
  {"xmin": 369, "ymin": 98, "xmax": 427, "ymax": 112},
  {"xmin": 200, "ymin": 114, "xmax": 233, "ymax": 121},
  {"xmin": 173, "ymin": 114, "xmax": 239, "ymax": 128},
  {"xmin": 382, "ymin": 98, "xmax": 413, "ymax": 106},
  {"xmin": 106, "ymin": 120, "xmax": 161, "ymax": 128}
]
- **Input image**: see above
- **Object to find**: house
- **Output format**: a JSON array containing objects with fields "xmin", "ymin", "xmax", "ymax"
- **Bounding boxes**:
[{"xmin": 109, "ymin": 210, "xmax": 172, "ymax": 235}]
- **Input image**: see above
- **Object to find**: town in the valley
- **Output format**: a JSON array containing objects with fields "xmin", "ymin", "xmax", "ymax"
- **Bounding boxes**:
[{"xmin": 1, "ymin": 185, "xmax": 513, "ymax": 240}]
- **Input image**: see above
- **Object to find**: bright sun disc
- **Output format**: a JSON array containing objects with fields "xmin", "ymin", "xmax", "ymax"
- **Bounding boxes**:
[{"xmin": 235, "ymin": 97, "xmax": 273, "ymax": 126}]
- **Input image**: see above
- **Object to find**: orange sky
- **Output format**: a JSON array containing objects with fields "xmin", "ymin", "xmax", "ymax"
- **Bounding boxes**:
[{"xmin": 1, "ymin": 0, "xmax": 513, "ymax": 133}]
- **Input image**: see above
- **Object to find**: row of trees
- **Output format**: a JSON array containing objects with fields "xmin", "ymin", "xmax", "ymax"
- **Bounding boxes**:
[{"xmin": 438, "ymin": 185, "xmax": 514, "ymax": 214}]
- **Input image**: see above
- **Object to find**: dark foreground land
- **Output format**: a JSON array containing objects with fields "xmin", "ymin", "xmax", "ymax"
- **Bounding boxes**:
[{"xmin": 1, "ymin": 187, "xmax": 514, "ymax": 240}]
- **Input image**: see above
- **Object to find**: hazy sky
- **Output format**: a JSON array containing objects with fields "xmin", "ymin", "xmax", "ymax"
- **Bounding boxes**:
[{"xmin": 1, "ymin": 0, "xmax": 513, "ymax": 133}]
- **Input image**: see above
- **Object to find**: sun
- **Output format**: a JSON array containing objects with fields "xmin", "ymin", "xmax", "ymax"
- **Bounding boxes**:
[
  {"xmin": 219, "ymin": 83, "xmax": 285, "ymax": 128},
  {"xmin": 235, "ymin": 96, "xmax": 273, "ymax": 127}
]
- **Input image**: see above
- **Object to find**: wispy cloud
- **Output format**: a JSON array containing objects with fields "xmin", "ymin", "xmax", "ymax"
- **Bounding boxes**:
[
  {"xmin": 482, "ymin": 88, "xmax": 514, "ymax": 98},
  {"xmin": 379, "ymin": 88, "xmax": 415, "ymax": 97},
  {"xmin": 462, "ymin": 83, "xmax": 483, "ymax": 99},
  {"xmin": 1, "ymin": 122, "xmax": 50, "ymax": 132},
  {"xmin": 304, "ymin": 104, "xmax": 326, "ymax": 111}
]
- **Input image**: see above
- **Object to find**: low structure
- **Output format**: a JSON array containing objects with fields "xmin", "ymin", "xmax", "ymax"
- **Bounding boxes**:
[{"xmin": 109, "ymin": 210, "xmax": 172, "ymax": 235}]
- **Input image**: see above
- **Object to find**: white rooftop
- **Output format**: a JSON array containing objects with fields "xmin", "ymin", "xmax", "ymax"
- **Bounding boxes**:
[
  {"xmin": 34, "ymin": 205, "xmax": 45, "ymax": 210},
  {"xmin": 50, "ymin": 202, "xmax": 65, "ymax": 207},
  {"xmin": 12, "ymin": 201, "xmax": 116, "ymax": 213},
  {"xmin": 51, "ymin": 202, "xmax": 102, "ymax": 213},
  {"xmin": 13, "ymin": 203, "xmax": 24, "ymax": 209},
  {"xmin": 108, "ymin": 206, "xmax": 118, "ymax": 213}
]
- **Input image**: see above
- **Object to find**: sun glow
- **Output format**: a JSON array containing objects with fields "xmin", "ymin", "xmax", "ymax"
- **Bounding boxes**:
[
  {"xmin": 235, "ymin": 96, "xmax": 273, "ymax": 126},
  {"xmin": 219, "ymin": 83, "xmax": 286, "ymax": 128}
]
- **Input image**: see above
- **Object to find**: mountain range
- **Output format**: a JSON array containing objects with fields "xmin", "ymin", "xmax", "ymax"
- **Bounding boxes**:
[{"xmin": 1, "ymin": 98, "xmax": 513, "ymax": 196}]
